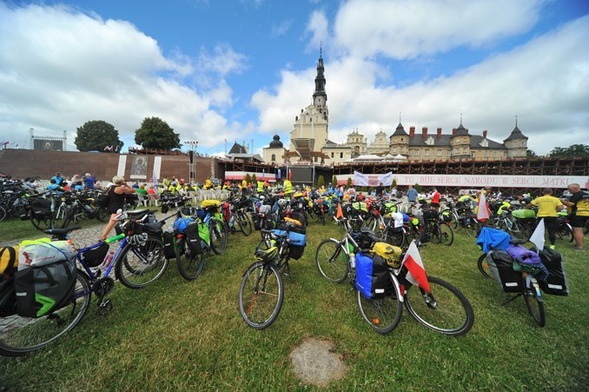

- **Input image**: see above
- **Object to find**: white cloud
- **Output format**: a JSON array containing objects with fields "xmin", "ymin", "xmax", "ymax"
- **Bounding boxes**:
[
  {"xmin": 0, "ymin": 3, "xmax": 249, "ymax": 150},
  {"xmin": 253, "ymin": 6, "xmax": 588, "ymax": 155},
  {"xmin": 334, "ymin": 0, "xmax": 542, "ymax": 59},
  {"xmin": 305, "ymin": 10, "xmax": 329, "ymax": 53}
]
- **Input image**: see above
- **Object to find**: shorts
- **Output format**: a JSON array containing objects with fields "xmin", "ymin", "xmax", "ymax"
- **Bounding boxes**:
[{"xmin": 570, "ymin": 214, "xmax": 589, "ymax": 228}]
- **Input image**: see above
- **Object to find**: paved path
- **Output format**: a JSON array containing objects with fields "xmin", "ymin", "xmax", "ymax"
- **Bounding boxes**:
[{"xmin": 1, "ymin": 210, "xmax": 171, "ymax": 249}]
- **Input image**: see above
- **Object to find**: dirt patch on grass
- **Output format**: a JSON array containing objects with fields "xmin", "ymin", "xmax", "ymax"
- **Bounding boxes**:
[{"xmin": 290, "ymin": 337, "xmax": 347, "ymax": 387}]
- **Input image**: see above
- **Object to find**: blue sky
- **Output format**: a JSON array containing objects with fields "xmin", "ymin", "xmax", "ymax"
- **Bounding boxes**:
[{"xmin": 0, "ymin": 0, "xmax": 588, "ymax": 157}]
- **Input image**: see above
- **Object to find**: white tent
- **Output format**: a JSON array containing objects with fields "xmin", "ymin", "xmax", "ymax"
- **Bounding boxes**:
[
  {"xmin": 352, "ymin": 154, "xmax": 384, "ymax": 162},
  {"xmin": 393, "ymin": 154, "xmax": 407, "ymax": 161}
]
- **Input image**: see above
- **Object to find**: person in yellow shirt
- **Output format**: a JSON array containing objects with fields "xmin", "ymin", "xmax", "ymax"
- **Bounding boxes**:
[
  {"xmin": 526, "ymin": 188, "xmax": 563, "ymax": 249},
  {"xmin": 283, "ymin": 178, "xmax": 293, "ymax": 199},
  {"xmin": 560, "ymin": 183, "xmax": 589, "ymax": 250}
]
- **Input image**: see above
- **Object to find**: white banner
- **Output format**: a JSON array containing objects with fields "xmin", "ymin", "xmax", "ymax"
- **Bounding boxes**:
[
  {"xmin": 353, "ymin": 171, "xmax": 394, "ymax": 187},
  {"xmin": 338, "ymin": 173, "xmax": 588, "ymax": 189}
]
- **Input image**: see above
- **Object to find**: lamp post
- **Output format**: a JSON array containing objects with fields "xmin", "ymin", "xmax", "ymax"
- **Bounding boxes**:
[{"xmin": 184, "ymin": 140, "xmax": 199, "ymax": 184}]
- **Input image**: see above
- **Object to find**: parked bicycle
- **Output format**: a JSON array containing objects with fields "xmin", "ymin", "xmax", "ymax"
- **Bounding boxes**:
[
  {"xmin": 315, "ymin": 216, "xmax": 474, "ymax": 336},
  {"xmin": 0, "ymin": 210, "xmax": 168, "ymax": 356},
  {"xmin": 238, "ymin": 222, "xmax": 305, "ymax": 329}
]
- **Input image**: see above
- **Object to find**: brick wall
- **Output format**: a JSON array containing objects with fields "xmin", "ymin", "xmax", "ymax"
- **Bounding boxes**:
[{"xmin": 0, "ymin": 149, "xmax": 214, "ymax": 184}]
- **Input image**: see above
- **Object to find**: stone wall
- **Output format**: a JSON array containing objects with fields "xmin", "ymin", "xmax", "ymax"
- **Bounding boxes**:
[{"xmin": 0, "ymin": 149, "xmax": 215, "ymax": 183}]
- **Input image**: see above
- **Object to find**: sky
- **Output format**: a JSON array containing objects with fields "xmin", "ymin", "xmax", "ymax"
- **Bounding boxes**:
[{"xmin": 0, "ymin": 0, "xmax": 588, "ymax": 157}]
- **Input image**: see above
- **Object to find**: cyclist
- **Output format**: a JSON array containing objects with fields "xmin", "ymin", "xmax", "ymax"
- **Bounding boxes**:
[
  {"xmin": 560, "ymin": 183, "xmax": 589, "ymax": 250},
  {"xmin": 525, "ymin": 188, "xmax": 563, "ymax": 249},
  {"xmin": 100, "ymin": 176, "xmax": 136, "ymax": 241}
]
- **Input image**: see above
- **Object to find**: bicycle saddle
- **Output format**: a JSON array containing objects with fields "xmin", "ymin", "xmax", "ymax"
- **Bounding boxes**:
[{"xmin": 44, "ymin": 226, "xmax": 81, "ymax": 240}]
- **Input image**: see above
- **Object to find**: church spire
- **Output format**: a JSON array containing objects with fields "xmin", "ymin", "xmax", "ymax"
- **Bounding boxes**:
[{"xmin": 313, "ymin": 44, "xmax": 327, "ymax": 107}]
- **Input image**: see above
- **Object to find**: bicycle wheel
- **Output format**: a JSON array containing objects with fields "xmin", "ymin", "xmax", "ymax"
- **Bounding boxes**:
[
  {"xmin": 0, "ymin": 270, "xmax": 91, "ymax": 356},
  {"xmin": 556, "ymin": 221, "xmax": 573, "ymax": 242},
  {"xmin": 175, "ymin": 236, "xmax": 204, "ymax": 281},
  {"xmin": 237, "ymin": 211, "xmax": 253, "ymax": 236},
  {"xmin": 29, "ymin": 211, "xmax": 54, "ymax": 231},
  {"xmin": 315, "ymin": 239, "xmax": 349, "ymax": 283},
  {"xmin": 463, "ymin": 221, "xmax": 477, "ymax": 237},
  {"xmin": 116, "ymin": 237, "xmax": 169, "ymax": 289},
  {"xmin": 384, "ymin": 227, "xmax": 406, "ymax": 247},
  {"xmin": 477, "ymin": 253, "xmax": 492, "ymax": 279},
  {"xmin": 238, "ymin": 261, "xmax": 284, "ymax": 329},
  {"xmin": 210, "ymin": 218, "xmax": 229, "ymax": 255},
  {"xmin": 357, "ymin": 276, "xmax": 403, "ymax": 334},
  {"xmin": 437, "ymin": 223, "xmax": 454, "ymax": 246},
  {"xmin": 404, "ymin": 276, "xmax": 474, "ymax": 336},
  {"xmin": 0, "ymin": 205, "xmax": 7, "ymax": 222},
  {"xmin": 523, "ymin": 281, "xmax": 546, "ymax": 327}
]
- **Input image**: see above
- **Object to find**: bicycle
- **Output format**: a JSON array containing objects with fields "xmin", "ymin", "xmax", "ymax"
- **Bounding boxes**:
[
  {"xmin": 238, "ymin": 224, "xmax": 303, "ymax": 329},
  {"xmin": 315, "ymin": 217, "xmax": 474, "ymax": 336},
  {"xmin": 475, "ymin": 227, "xmax": 546, "ymax": 327},
  {"xmin": 0, "ymin": 210, "xmax": 169, "ymax": 356}
]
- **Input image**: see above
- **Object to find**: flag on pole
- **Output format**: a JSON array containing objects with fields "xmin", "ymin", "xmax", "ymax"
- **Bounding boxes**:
[
  {"xmin": 262, "ymin": 169, "xmax": 265, "ymax": 179},
  {"xmin": 335, "ymin": 202, "xmax": 344, "ymax": 219},
  {"xmin": 288, "ymin": 168, "xmax": 292, "ymax": 181},
  {"xmin": 529, "ymin": 218, "xmax": 545, "ymax": 252},
  {"xmin": 402, "ymin": 241, "xmax": 431, "ymax": 293},
  {"xmin": 476, "ymin": 190, "xmax": 490, "ymax": 222},
  {"xmin": 277, "ymin": 169, "xmax": 281, "ymax": 179}
]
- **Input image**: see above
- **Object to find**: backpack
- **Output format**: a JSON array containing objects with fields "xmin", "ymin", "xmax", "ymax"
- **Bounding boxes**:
[
  {"xmin": 355, "ymin": 253, "xmax": 391, "ymax": 299},
  {"xmin": 486, "ymin": 250, "xmax": 522, "ymax": 293},
  {"xmin": 371, "ymin": 242, "xmax": 402, "ymax": 268},
  {"xmin": 162, "ymin": 230, "xmax": 176, "ymax": 260}
]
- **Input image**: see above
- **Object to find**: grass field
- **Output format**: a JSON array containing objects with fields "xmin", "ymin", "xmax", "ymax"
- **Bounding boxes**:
[{"xmin": 1, "ymin": 216, "xmax": 588, "ymax": 391}]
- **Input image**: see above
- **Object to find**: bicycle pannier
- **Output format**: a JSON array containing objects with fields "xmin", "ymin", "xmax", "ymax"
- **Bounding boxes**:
[
  {"xmin": 1, "ymin": 246, "xmax": 19, "ymax": 276},
  {"xmin": 185, "ymin": 222, "xmax": 203, "ymax": 254},
  {"xmin": 162, "ymin": 230, "xmax": 176, "ymax": 259},
  {"xmin": 538, "ymin": 247, "xmax": 569, "ymax": 296},
  {"xmin": 355, "ymin": 253, "xmax": 390, "ymax": 299},
  {"xmin": 486, "ymin": 250, "xmax": 522, "ymax": 293},
  {"xmin": 14, "ymin": 259, "xmax": 76, "ymax": 318},
  {"xmin": 371, "ymin": 242, "xmax": 402, "ymax": 268}
]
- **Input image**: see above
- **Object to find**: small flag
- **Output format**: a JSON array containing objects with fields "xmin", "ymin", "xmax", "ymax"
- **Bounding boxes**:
[
  {"xmin": 476, "ymin": 190, "xmax": 490, "ymax": 222},
  {"xmin": 530, "ymin": 218, "xmax": 545, "ymax": 252},
  {"xmin": 277, "ymin": 169, "xmax": 281, "ymax": 179},
  {"xmin": 288, "ymin": 168, "xmax": 292, "ymax": 181},
  {"xmin": 262, "ymin": 169, "xmax": 265, "ymax": 179},
  {"xmin": 402, "ymin": 241, "xmax": 431, "ymax": 293},
  {"xmin": 335, "ymin": 203, "xmax": 344, "ymax": 219}
]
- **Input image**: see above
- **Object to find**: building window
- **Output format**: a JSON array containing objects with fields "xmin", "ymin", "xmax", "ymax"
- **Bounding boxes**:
[
  {"xmin": 393, "ymin": 148, "xmax": 397, "ymax": 154},
  {"xmin": 271, "ymin": 154, "xmax": 276, "ymax": 161},
  {"xmin": 425, "ymin": 149, "xmax": 430, "ymax": 157},
  {"xmin": 340, "ymin": 152, "xmax": 343, "ymax": 158},
  {"xmin": 436, "ymin": 149, "xmax": 442, "ymax": 157},
  {"xmin": 331, "ymin": 152, "xmax": 334, "ymax": 158}
]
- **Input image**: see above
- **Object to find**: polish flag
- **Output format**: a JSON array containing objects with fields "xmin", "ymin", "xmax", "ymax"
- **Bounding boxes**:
[
  {"xmin": 476, "ymin": 190, "xmax": 490, "ymax": 222},
  {"xmin": 402, "ymin": 241, "xmax": 431, "ymax": 293}
]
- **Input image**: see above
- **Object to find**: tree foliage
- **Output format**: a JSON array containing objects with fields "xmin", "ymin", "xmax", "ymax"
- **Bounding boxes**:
[
  {"xmin": 135, "ymin": 117, "xmax": 180, "ymax": 150},
  {"xmin": 74, "ymin": 120, "xmax": 123, "ymax": 152},
  {"xmin": 549, "ymin": 144, "xmax": 589, "ymax": 158},
  {"xmin": 317, "ymin": 175, "xmax": 325, "ymax": 188},
  {"xmin": 526, "ymin": 149, "xmax": 538, "ymax": 158}
]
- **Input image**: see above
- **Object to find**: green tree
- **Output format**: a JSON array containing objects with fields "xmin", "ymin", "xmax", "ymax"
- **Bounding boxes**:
[
  {"xmin": 74, "ymin": 120, "xmax": 123, "ymax": 152},
  {"xmin": 332, "ymin": 175, "xmax": 338, "ymax": 186},
  {"xmin": 251, "ymin": 174, "xmax": 257, "ymax": 183},
  {"xmin": 317, "ymin": 175, "xmax": 325, "ymax": 188},
  {"xmin": 526, "ymin": 149, "xmax": 538, "ymax": 158},
  {"xmin": 245, "ymin": 174, "xmax": 252, "ymax": 184},
  {"xmin": 414, "ymin": 183, "xmax": 421, "ymax": 192},
  {"xmin": 135, "ymin": 117, "xmax": 180, "ymax": 150},
  {"xmin": 347, "ymin": 177, "xmax": 353, "ymax": 188},
  {"xmin": 549, "ymin": 144, "xmax": 589, "ymax": 158}
]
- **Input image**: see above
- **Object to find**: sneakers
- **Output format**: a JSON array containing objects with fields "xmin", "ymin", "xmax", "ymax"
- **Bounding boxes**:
[
  {"xmin": 549, "ymin": 245, "xmax": 556, "ymax": 250},
  {"xmin": 571, "ymin": 245, "xmax": 584, "ymax": 251}
]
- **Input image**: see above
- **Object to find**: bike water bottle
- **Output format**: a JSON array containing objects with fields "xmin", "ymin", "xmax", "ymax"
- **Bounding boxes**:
[
  {"xmin": 103, "ymin": 250, "xmax": 115, "ymax": 268},
  {"xmin": 350, "ymin": 252, "xmax": 356, "ymax": 269}
]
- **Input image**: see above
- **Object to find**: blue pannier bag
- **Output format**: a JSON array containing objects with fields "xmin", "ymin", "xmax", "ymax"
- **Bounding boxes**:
[
  {"xmin": 271, "ymin": 230, "xmax": 306, "ymax": 246},
  {"xmin": 174, "ymin": 217, "xmax": 195, "ymax": 233},
  {"xmin": 355, "ymin": 253, "xmax": 390, "ymax": 299}
]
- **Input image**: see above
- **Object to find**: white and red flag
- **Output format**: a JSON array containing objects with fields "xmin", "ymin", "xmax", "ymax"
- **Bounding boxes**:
[
  {"xmin": 402, "ymin": 241, "xmax": 431, "ymax": 293},
  {"xmin": 476, "ymin": 190, "xmax": 490, "ymax": 222}
]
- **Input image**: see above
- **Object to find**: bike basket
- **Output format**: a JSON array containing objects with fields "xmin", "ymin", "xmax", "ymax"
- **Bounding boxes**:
[{"xmin": 82, "ymin": 242, "xmax": 109, "ymax": 267}]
